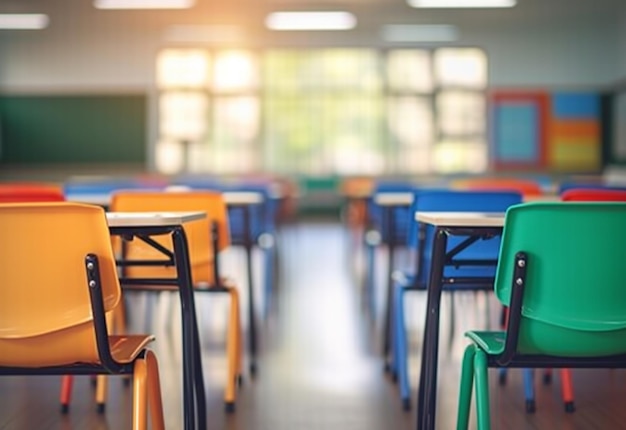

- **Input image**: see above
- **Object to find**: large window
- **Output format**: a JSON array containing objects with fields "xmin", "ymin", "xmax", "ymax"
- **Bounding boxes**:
[{"xmin": 155, "ymin": 47, "xmax": 487, "ymax": 175}]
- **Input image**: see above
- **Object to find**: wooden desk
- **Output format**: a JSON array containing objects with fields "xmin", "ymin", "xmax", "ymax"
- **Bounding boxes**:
[
  {"xmin": 106, "ymin": 211, "xmax": 206, "ymax": 430},
  {"xmin": 414, "ymin": 211, "xmax": 504, "ymax": 430}
]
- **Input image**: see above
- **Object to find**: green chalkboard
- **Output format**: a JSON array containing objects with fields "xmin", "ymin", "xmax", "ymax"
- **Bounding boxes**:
[{"xmin": 0, "ymin": 94, "xmax": 146, "ymax": 164}]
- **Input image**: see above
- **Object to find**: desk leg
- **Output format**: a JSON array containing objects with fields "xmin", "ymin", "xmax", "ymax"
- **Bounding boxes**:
[
  {"xmin": 172, "ymin": 228, "xmax": 206, "ymax": 430},
  {"xmin": 417, "ymin": 228, "xmax": 447, "ymax": 430},
  {"xmin": 383, "ymin": 207, "xmax": 396, "ymax": 368},
  {"xmin": 243, "ymin": 206, "xmax": 258, "ymax": 375}
]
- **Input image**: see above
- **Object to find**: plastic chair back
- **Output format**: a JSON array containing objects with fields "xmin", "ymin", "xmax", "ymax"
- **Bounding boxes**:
[
  {"xmin": 561, "ymin": 188, "xmax": 626, "ymax": 202},
  {"xmin": 368, "ymin": 181, "xmax": 415, "ymax": 245},
  {"xmin": 110, "ymin": 190, "xmax": 230, "ymax": 285},
  {"xmin": 0, "ymin": 203, "xmax": 121, "ymax": 366},
  {"xmin": 415, "ymin": 190, "xmax": 522, "ymax": 285},
  {"xmin": 454, "ymin": 178, "xmax": 543, "ymax": 198},
  {"xmin": 0, "ymin": 183, "xmax": 65, "ymax": 202},
  {"xmin": 496, "ymin": 202, "xmax": 626, "ymax": 356}
]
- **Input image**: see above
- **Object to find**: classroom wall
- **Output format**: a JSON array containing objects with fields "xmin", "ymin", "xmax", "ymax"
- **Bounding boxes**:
[
  {"xmin": 619, "ymin": 9, "xmax": 626, "ymax": 81},
  {"xmin": 0, "ymin": 3, "xmax": 622, "ymax": 90}
]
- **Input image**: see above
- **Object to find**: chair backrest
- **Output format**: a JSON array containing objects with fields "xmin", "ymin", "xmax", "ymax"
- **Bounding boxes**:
[
  {"xmin": 109, "ymin": 190, "xmax": 230, "ymax": 285},
  {"xmin": 561, "ymin": 188, "xmax": 626, "ymax": 202},
  {"xmin": 368, "ymin": 181, "xmax": 415, "ymax": 245},
  {"xmin": 0, "ymin": 183, "xmax": 65, "ymax": 202},
  {"xmin": 453, "ymin": 177, "xmax": 543, "ymax": 198},
  {"xmin": 496, "ymin": 203, "xmax": 626, "ymax": 356},
  {"xmin": 0, "ymin": 203, "xmax": 121, "ymax": 366},
  {"xmin": 414, "ymin": 190, "xmax": 522, "ymax": 283},
  {"xmin": 557, "ymin": 182, "xmax": 626, "ymax": 195}
]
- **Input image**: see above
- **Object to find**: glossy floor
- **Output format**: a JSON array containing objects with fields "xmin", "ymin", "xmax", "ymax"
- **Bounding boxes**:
[{"xmin": 1, "ymin": 221, "xmax": 626, "ymax": 429}]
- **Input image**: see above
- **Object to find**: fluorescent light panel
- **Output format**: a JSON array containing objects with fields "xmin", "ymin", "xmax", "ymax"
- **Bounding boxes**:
[
  {"xmin": 0, "ymin": 14, "xmax": 49, "ymax": 30},
  {"xmin": 94, "ymin": 0, "xmax": 194, "ymax": 9},
  {"xmin": 409, "ymin": 0, "xmax": 515, "ymax": 7},
  {"xmin": 382, "ymin": 25, "xmax": 458, "ymax": 42},
  {"xmin": 265, "ymin": 11, "xmax": 356, "ymax": 31}
]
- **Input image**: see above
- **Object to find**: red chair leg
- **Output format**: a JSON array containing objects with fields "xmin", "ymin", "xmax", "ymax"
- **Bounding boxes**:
[
  {"xmin": 561, "ymin": 369, "xmax": 575, "ymax": 413},
  {"xmin": 60, "ymin": 375, "xmax": 73, "ymax": 413}
]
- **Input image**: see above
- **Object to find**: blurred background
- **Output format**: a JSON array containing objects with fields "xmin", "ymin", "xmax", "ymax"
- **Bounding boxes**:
[{"xmin": 0, "ymin": 0, "xmax": 625, "ymax": 211}]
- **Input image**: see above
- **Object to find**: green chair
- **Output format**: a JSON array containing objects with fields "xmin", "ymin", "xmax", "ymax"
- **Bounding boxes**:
[{"xmin": 457, "ymin": 202, "xmax": 626, "ymax": 430}]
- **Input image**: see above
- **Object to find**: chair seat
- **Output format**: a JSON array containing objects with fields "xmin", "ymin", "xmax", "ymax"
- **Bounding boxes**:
[
  {"xmin": 110, "ymin": 334, "xmax": 155, "ymax": 364},
  {"xmin": 465, "ymin": 331, "xmax": 505, "ymax": 355}
]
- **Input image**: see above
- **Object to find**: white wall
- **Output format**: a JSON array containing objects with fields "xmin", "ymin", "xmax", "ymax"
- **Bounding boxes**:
[
  {"xmin": 0, "ymin": 1, "xmax": 623, "ymax": 91},
  {"xmin": 619, "ymin": 9, "xmax": 626, "ymax": 80}
]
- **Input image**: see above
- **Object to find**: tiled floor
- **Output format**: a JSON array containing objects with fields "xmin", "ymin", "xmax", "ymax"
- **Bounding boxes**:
[{"xmin": 1, "ymin": 220, "xmax": 626, "ymax": 429}]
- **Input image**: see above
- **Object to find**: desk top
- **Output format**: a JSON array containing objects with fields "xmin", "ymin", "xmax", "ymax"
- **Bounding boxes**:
[
  {"xmin": 222, "ymin": 191, "xmax": 264, "ymax": 205},
  {"xmin": 415, "ymin": 211, "xmax": 505, "ymax": 227},
  {"xmin": 106, "ymin": 211, "xmax": 206, "ymax": 227},
  {"xmin": 373, "ymin": 192, "xmax": 414, "ymax": 206},
  {"xmin": 67, "ymin": 190, "xmax": 265, "ymax": 207}
]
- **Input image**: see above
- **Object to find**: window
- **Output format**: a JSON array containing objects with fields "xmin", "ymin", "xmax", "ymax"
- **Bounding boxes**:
[{"xmin": 155, "ymin": 47, "xmax": 487, "ymax": 175}]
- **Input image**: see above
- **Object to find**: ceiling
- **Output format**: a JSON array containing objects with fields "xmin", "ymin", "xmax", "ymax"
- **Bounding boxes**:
[{"xmin": 0, "ymin": 0, "xmax": 624, "ymax": 49}]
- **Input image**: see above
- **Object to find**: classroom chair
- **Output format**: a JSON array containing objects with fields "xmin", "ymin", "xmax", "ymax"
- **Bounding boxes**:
[
  {"xmin": 495, "ymin": 184, "xmax": 626, "ymax": 414},
  {"xmin": 110, "ymin": 190, "xmax": 243, "ymax": 412},
  {"xmin": 0, "ymin": 203, "xmax": 165, "ymax": 430},
  {"xmin": 457, "ymin": 202, "xmax": 626, "ymax": 430},
  {"xmin": 0, "ymin": 182, "xmax": 114, "ymax": 413},
  {"xmin": 561, "ymin": 188, "xmax": 626, "ymax": 202},
  {"xmin": 391, "ymin": 190, "xmax": 522, "ymax": 410},
  {"xmin": 452, "ymin": 177, "xmax": 543, "ymax": 199},
  {"xmin": 0, "ymin": 182, "xmax": 65, "ymax": 202}
]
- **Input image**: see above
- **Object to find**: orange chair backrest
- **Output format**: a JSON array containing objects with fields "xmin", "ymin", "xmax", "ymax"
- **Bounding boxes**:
[
  {"xmin": 109, "ymin": 191, "xmax": 230, "ymax": 285},
  {"xmin": 0, "ymin": 203, "xmax": 121, "ymax": 366},
  {"xmin": 0, "ymin": 183, "xmax": 65, "ymax": 203},
  {"xmin": 453, "ymin": 178, "xmax": 543, "ymax": 198},
  {"xmin": 561, "ymin": 188, "xmax": 626, "ymax": 202}
]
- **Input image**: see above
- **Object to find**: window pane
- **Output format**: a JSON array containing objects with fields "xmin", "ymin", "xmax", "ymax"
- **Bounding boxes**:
[
  {"xmin": 264, "ymin": 95, "xmax": 383, "ymax": 174},
  {"xmin": 213, "ymin": 50, "xmax": 259, "ymax": 92},
  {"xmin": 157, "ymin": 49, "xmax": 211, "ymax": 89},
  {"xmin": 437, "ymin": 91, "xmax": 485, "ymax": 136},
  {"xmin": 433, "ymin": 140, "xmax": 488, "ymax": 173},
  {"xmin": 208, "ymin": 96, "xmax": 260, "ymax": 173},
  {"xmin": 265, "ymin": 49, "xmax": 381, "ymax": 93},
  {"xmin": 387, "ymin": 50, "xmax": 433, "ymax": 93},
  {"xmin": 388, "ymin": 96, "xmax": 433, "ymax": 146},
  {"xmin": 434, "ymin": 48, "xmax": 487, "ymax": 88},
  {"xmin": 159, "ymin": 91, "xmax": 208, "ymax": 140}
]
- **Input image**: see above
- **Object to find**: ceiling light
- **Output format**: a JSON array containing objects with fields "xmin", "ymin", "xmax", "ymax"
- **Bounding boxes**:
[
  {"xmin": 265, "ymin": 12, "xmax": 356, "ymax": 31},
  {"xmin": 408, "ymin": 0, "xmax": 515, "ymax": 8},
  {"xmin": 94, "ymin": 0, "xmax": 194, "ymax": 10},
  {"xmin": 0, "ymin": 14, "xmax": 49, "ymax": 30},
  {"xmin": 382, "ymin": 25, "xmax": 458, "ymax": 42}
]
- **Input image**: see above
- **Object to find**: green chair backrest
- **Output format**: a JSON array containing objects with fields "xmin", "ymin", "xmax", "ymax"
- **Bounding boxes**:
[{"xmin": 495, "ymin": 202, "xmax": 626, "ymax": 357}]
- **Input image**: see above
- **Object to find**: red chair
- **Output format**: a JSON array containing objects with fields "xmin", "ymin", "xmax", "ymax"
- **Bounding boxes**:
[
  {"xmin": 454, "ymin": 177, "xmax": 543, "ymax": 199},
  {"xmin": 0, "ymin": 183, "xmax": 65, "ymax": 202},
  {"xmin": 562, "ymin": 188, "xmax": 626, "ymax": 202}
]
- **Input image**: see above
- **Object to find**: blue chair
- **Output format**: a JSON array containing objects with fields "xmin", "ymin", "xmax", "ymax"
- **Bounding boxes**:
[
  {"xmin": 390, "ymin": 190, "xmax": 522, "ymax": 410},
  {"xmin": 363, "ymin": 181, "xmax": 415, "ymax": 368}
]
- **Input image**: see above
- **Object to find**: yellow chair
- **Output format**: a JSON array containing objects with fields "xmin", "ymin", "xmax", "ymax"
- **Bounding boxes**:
[
  {"xmin": 110, "ymin": 190, "xmax": 243, "ymax": 412},
  {"xmin": 0, "ymin": 202, "xmax": 164, "ymax": 430}
]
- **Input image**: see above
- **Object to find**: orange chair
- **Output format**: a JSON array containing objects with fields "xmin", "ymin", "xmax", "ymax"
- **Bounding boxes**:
[
  {"xmin": 0, "ymin": 203, "xmax": 164, "ymax": 430},
  {"xmin": 453, "ymin": 177, "xmax": 543, "ymax": 199},
  {"xmin": 110, "ymin": 190, "xmax": 243, "ymax": 412},
  {"xmin": 0, "ymin": 182, "xmax": 112, "ymax": 413}
]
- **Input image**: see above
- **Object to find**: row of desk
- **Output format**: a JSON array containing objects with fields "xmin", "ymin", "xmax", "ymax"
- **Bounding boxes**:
[
  {"xmin": 100, "ymin": 190, "xmax": 269, "ymax": 430},
  {"xmin": 366, "ymin": 190, "xmax": 556, "ymax": 430}
]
